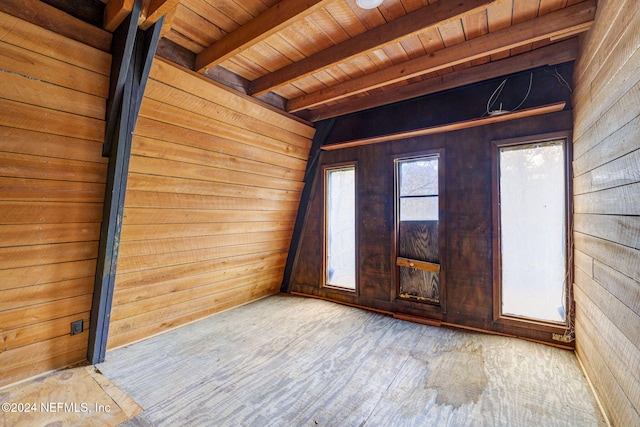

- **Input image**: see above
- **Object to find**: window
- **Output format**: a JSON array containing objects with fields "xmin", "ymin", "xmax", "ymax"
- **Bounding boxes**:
[
  {"xmin": 395, "ymin": 153, "xmax": 443, "ymax": 305},
  {"xmin": 324, "ymin": 164, "xmax": 356, "ymax": 291},
  {"xmin": 494, "ymin": 137, "xmax": 568, "ymax": 324}
]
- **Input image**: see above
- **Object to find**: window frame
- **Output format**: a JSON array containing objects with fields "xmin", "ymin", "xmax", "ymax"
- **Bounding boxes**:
[
  {"xmin": 491, "ymin": 131, "xmax": 572, "ymax": 330},
  {"xmin": 322, "ymin": 162, "xmax": 359, "ymax": 293},
  {"xmin": 392, "ymin": 149, "xmax": 446, "ymax": 310}
]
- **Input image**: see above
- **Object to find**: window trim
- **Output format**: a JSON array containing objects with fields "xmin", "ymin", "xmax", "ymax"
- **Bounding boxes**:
[
  {"xmin": 322, "ymin": 162, "xmax": 359, "ymax": 294},
  {"xmin": 491, "ymin": 131, "xmax": 572, "ymax": 330},
  {"xmin": 392, "ymin": 149, "xmax": 446, "ymax": 311}
]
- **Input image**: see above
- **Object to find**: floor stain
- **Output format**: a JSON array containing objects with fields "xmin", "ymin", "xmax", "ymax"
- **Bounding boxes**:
[{"xmin": 425, "ymin": 343, "xmax": 488, "ymax": 409}]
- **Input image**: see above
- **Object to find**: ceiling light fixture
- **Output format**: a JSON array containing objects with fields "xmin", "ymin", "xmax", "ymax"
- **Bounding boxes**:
[{"xmin": 356, "ymin": 0, "xmax": 384, "ymax": 9}]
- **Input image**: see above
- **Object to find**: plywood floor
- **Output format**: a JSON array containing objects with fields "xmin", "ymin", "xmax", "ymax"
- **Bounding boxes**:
[{"xmin": 95, "ymin": 294, "xmax": 606, "ymax": 427}]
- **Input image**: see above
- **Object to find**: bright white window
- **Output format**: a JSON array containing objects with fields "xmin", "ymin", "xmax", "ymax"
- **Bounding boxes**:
[
  {"xmin": 498, "ymin": 140, "xmax": 567, "ymax": 323},
  {"xmin": 325, "ymin": 165, "xmax": 356, "ymax": 291}
]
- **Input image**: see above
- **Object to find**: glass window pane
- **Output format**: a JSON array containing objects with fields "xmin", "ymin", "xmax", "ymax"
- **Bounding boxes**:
[
  {"xmin": 400, "ymin": 158, "xmax": 438, "ymax": 197},
  {"xmin": 400, "ymin": 197, "xmax": 439, "ymax": 221},
  {"xmin": 499, "ymin": 141, "xmax": 566, "ymax": 323},
  {"xmin": 326, "ymin": 167, "xmax": 356, "ymax": 290}
]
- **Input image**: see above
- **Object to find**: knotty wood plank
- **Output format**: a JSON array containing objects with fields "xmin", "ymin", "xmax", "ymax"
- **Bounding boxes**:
[
  {"xmin": 574, "ymin": 232, "xmax": 640, "ymax": 281},
  {"xmin": 116, "ymin": 240, "xmax": 290, "ymax": 274},
  {"xmin": 250, "ymin": 0, "xmax": 495, "ymax": 95},
  {"xmin": 573, "ymin": 114, "xmax": 640, "ymax": 177},
  {"xmin": 0, "ymin": 223, "xmax": 101, "ymax": 248},
  {"xmin": 144, "ymin": 79, "xmax": 311, "ymax": 149},
  {"xmin": 0, "ymin": 313, "xmax": 90, "ymax": 353},
  {"xmin": 0, "ymin": 294, "xmax": 93, "ymax": 332},
  {"xmin": 573, "ymin": 82, "xmax": 640, "ymax": 160},
  {"xmin": 0, "ymin": 278, "xmax": 93, "ymax": 312},
  {"xmin": 574, "ymin": 182, "xmax": 640, "ymax": 216},
  {"xmin": 0, "ymin": 126, "xmax": 105, "ymax": 164},
  {"xmin": 0, "ymin": 0, "xmax": 111, "ymax": 52},
  {"xmin": 118, "ymin": 230, "xmax": 292, "ymax": 258},
  {"xmin": 0, "ymin": 11, "xmax": 111, "ymax": 75},
  {"xmin": 195, "ymin": 0, "xmax": 332, "ymax": 71},
  {"xmin": 0, "ymin": 99, "xmax": 105, "ymax": 142},
  {"xmin": 573, "ymin": 148, "xmax": 640, "ymax": 195},
  {"xmin": 0, "ymin": 201, "xmax": 103, "ymax": 224},
  {"xmin": 120, "ymin": 220, "xmax": 294, "ymax": 242},
  {"xmin": 126, "ymin": 173, "xmax": 301, "ymax": 202},
  {"xmin": 0, "ymin": 69, "xmax": 106, "ymax": 120},
  {"xmin": 0, "ymin": 347, "xmax": 87, "ymax": 389},
  {"xmin": 134, "ymin": 118, "xmax": 307, "ymax": 172},
  {"xmin": 123, "ymin": 190, "xmax": 299, "ymax": 212},
  {"xmin": 132, "ymin": 136, "xmax": 305, "ymax": 181},
  {"xmin": 0, "ymin": 260, "xmax": 96, "ymax": 291},
  {"xmin": 115, "ymin": 250, "xmax": 285, "ymax": 289},
  {"xmin": 0, "ymin": 177, "xmax": 105, "ymax": 203},
  {"xmin": 323, "ymin": 103, "xmax": 565, "ymax": 150},
  {"xmin": 287, "ymin": 1, "xmax": 595, "ymax": 111},
  {"xmin": 149, "ymin": 59, "xmax": 314, "ymax": 139},
  {"xmin": 0, "ymin": 152, "xmax": 107, "ymax": 183},
  {"xmin": 574, "ymin": 213, "xmax": 640, "ymax": 250},
  {"xmin": 0, "ymin": 42, "xmax": 109, "ymax": 98},
  {"xmin": 139, "ymin": 98, "xmax": 309, "ymax": 160},
  {"xmin": 128, "ymin": 155, "xmax": 304, "ymax": 192},
  {"xmin": 0, "ymin": 241, "xmax": 99, "ymax": 270}
]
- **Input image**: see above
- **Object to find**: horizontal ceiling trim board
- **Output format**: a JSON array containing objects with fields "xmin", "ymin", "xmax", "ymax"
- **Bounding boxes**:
[
  {"xmin": 250, "ymin": 0, "xmax": 496, "ymax": 95},
  {"xmin": 195, "ymin": 0, "xmax": 333, "ymax": 72},
  {"xmin": 306, "ymin": 38, "xmax": 579, "ymax": 122},
  {"xmin": 151, "ymin": 58, "xmax": 314, "ymax": 138},
  {"xmin": 323, "ymin": 102, "xmax": 567, "ymax": 150},
  {"xmin": 288, "ymin": 0, "xmax": 595, "ymax": 112}
]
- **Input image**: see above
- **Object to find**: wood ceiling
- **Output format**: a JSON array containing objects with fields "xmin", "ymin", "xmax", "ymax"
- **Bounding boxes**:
[{"xmin": 101, "ymin": 0, "xmax": 595, "ymax": 121}]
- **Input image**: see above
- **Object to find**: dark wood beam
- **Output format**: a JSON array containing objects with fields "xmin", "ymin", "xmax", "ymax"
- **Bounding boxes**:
[
  {"xmin": 281, "ymin": 118, "xmax": 335, "ymax": 293},
  {"xmin": 287, "ymin": 0, "xmax": 595, "ymax": 112},
  {"xmin": 40, "ymin": 0, "xmax": 104, "ymax": 28},
  {"xmin": 195, "ymin": 0, "xmax": 333, "ymax": 73},
  {"xmin": 303, "ymin": 38, "xmax": 579, "ymax": 122},
  {"xmin": 88, "ymin": 1, "xmax": 164, "ymax": 365},
  {"xmin": 249, "ymin": 0, "xmax": 495, "ymax": 96},
  {"xmin": 322, "ymin": 102, "xmax": 566, "ymax": 151}
]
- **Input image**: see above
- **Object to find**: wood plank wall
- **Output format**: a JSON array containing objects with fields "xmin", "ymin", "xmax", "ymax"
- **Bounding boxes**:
[
  {"xmin": 107, "ymin": 59, "xmax": 315, "ymax": 349},
  {"xmin": 0, "ymin": 11, "xmax": 110, "ymax": 387},
  {"xmin": 572, "ymin": 0, "xmax": 640, "ymax": 425}
]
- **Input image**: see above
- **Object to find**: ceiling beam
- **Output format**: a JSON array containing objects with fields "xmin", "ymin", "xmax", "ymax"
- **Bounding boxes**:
[
  {"xmin": 287, "ymin": 0, "xmax": 596, "ymax": 113},
  {"xmin": 249, "ymin": 0, "xmax": 495, "ymax": 96},
  {"xmin": 304, "ymin": 37, "xmax": 579, "ymax": 122},
  {"xmin": 139, "ymin": 0, "xmax": 180, "ymax": 30},
  {"xmin": 104, "ymin": 0, "xmax": 134, "ymax": 32},
  {"xmin": 195, "ymin": 0, "xmax": 333, "ymax": 73}
]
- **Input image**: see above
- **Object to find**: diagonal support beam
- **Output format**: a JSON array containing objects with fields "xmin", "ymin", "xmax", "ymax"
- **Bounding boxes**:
[
  {"xmin": 195, "ymin": 0, "xmax": 334, "ymax": 73},
  {"xmin": 304, "ymin": 37, "xmax": 579, "ymax": 122},
  {"xmin": 287, "ymin": 0, "xmax": 596, "ymax": 112},
  {"xmin": 249, "ymin": 0, "xmax": 495, "ymax": 96},
  {"xmin": 88, "ymin": 1, "xmax": 164, "ymax": 365}
]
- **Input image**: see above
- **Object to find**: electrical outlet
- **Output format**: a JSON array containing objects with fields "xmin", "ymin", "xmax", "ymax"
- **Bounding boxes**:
[{"xmin": 70, "ymin": 320, "xmax": 84, "ymax": 336}]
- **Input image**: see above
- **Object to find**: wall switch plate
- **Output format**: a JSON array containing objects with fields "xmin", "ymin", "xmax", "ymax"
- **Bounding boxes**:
[{"xmin": 70, "ymin": 320, "xmax": 84, "ymax": 335}]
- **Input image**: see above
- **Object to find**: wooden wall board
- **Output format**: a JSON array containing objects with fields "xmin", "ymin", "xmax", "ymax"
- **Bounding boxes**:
[
  {"xmin": 572, "ymin": 0, "xmax": 640, "ymax": 421},
  {"xmin": 0, "ymin": 42, "xmax": 109, "ymax": 98},
  {"xmin": 0, "ymin": 9, "xmax": 108, "ymax": 387},
  {"xmin": 108, "ymin": 59, "xmax": 314, "ymax": 349}
]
